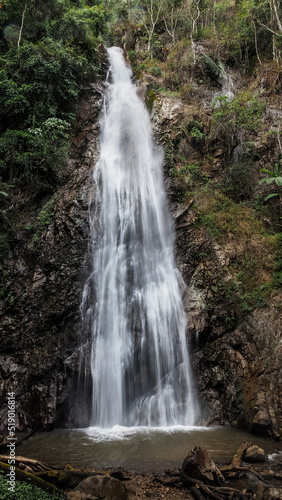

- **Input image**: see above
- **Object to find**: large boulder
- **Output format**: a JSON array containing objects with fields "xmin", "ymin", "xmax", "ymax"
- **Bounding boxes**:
[{"xmin": 68, "ymin": 475, "xmax": 126, "ymax": 500}]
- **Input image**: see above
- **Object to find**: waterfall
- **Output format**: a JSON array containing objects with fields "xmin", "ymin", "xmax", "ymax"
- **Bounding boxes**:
[{"xmin": 81, "ymin": 47, "xmax": 198, "ymax": 428}]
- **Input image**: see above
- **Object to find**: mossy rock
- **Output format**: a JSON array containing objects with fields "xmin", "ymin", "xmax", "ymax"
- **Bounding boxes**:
[{"xmin": 38, "ymin": 470, "xmax": 80, "ymax": 489}]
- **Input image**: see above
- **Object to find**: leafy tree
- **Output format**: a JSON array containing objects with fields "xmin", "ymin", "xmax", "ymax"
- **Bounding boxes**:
[
  {"xmin": 211, "ymin": 91, "xmax": 266, "ymax": 155},
  {"xmin": 161, "ymin": 0, "xmax": 184, "ymax": 42},
  {"xmin": 0, "ymin": 0, "xmax": 107, "ymax": 201},
  {"xmin": 0, "ymin": 0, "xmax": 68, "ymax": 48},
  {"xmin": 128, "ymin": 0, "xmax": 165, "ymax": 56}
]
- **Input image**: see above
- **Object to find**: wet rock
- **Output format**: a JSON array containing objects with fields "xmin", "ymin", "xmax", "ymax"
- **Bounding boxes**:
[
  {"xmin": 245, "ymin": 445, "xmax": 266, "ymax": 463},
  {"xmin": 181, "ymin": 447, "xmax": 224, "ymax": 486},
  {"xmin": 194, "ymin": 290, "xmax": 282, "ymax": 437},
  {"xmin": 72, "ymin": 475, "xmax": 126, "ymax": 500}
]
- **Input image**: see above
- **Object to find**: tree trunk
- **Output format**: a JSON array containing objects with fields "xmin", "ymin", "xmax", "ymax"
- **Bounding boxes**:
[{"xmin": 17, "ymin": 2, "xmax": 28, "ymax": 50}]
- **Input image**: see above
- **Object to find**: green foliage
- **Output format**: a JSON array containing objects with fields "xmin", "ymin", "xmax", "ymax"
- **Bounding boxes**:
[
  {"xmin": 0, "ymin": 38, "xmax": 99, "ymax": 129},
  {"xmin": 0, "ymin": 1, "xmax": 105, "ymax": 200},
  {"xmin": 61, "ymin": 4, "xmax": 110, "ymax": 44},
  {"xmin": 259, "ymin": 156, "xmax": 282, "ymax": 201},
  {"xmin": 0, "ymin": 473, "xmax": 63, "ymax": 500},
  {"xmin": 211, "ymin": 92, "xmax": 266, "ymax": 174},
  {"xmin": 145, "ymin": 89, "xmax": 157, "ymax": 110},
  {"xmin": 172, "ymin": 161, "xmax": 206, "ymax": 189},
  {"xmin": 185, "ymin": 161, "xmax": 202, "ymax": 182},
  {"xmin": 190, "ymin": 126, "xmax": 206, "ymax": 145},
  {"xmin": 127, "ymin": 50, "xmax": 138, "ymax": 73},
  {"xmin": 163, "ymin": 136, "xmax": 174, "ymax": 164},
  {"xmin": 180, "ymin": 119, "xmax": 206, "ymax": 147},
  {"xmin": 0, "ymin": 0, "xmax": 110, "ymax": 48},
  {"xmin": 212, "ymin": 91, "xmax": 266, "ymax": 134},
  {"xmin": 0, "ymin": 123, "xmax": 68, "ymax": 191},
  {"xmin": 201, "ymin": 53, "xmax": 221, "ymax": 81},
  {"xmin": 212, "ymin": 0, "xmax": 274, "ymax": 63},
  {"xmin": 195, "ymin": 185, "xmax": 280, "ymax": 321},
  {"xmin": 31, "ymin": 197, "xmax": 56, "ymax": 250},
  {"xmin": 150, "ymin": 64, "xmax": 162, "ymax": 77},
  {"xmin": 222, "ymin": 311, "xmax": 237, "ymax": 332},
  {"xmin": 201, "ymin": 213, "xmax": 222, "ymax": 240},
  {"xmin": 221, "ymin": 278, "xmax": 268, "ymax": 324}
]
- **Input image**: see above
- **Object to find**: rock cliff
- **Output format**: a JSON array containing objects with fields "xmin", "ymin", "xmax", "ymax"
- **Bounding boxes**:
[
  {"xmin": 151, "ymin": 69, "xmax": 282, "ymax": 439},
  {"xmin": 0, "ymin": 53, "xmax": 281, "ymax": 440},
  {"xmin": 0, "ymin": 84, "xmax": 104, "ymax": 430}
]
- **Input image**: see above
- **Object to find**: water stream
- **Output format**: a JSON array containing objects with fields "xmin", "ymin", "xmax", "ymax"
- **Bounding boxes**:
[{"xmin": 80, "ymin": 46, "xmax": 198, "ymax": 427}]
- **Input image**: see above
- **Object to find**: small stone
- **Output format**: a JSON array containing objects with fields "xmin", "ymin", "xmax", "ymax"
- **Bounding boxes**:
[
  {"xmin": 263, "ymin": 487, "xmax": 282, "ymax": 499},
  {"xmin": 214, "ymin": 149, "xmax": 223, "ymax": 157},
  {"xmin": 263, "ymin": 469, "xmax": 275, "ymax": 479}
]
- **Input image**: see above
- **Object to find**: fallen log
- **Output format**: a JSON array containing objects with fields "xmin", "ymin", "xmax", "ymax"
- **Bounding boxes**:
[
  {"xmin": 181, "ymin": 474, "xmax": 227, "ymax": 500},
  {"xmin": 164, "ymin": 468, "xmax": 182, "ymax": 477},
  {"xmin": 0, "ymin": 454, "xmax": 54, "ymax": 472},
  {"xmin": 191, "ymin": 485, "xmax": 206, "ymax": 500},
  {"xmin": 155, "ymin": 473, "xmax": 222, "ymax": 499},
  {"xmin": 153, "ymin": 475, "xmax": 181, "ymax": 486},
  {"xmin": 218, "ymin": 440, "xmax": 268, "ymax": 485},
  {"xmin": 219, "ymin": 465, "xmax": 268, "ymax": 483},
  {"xmin": 231, "ymin": 441, "xmax": 252, "ymax": 467}
]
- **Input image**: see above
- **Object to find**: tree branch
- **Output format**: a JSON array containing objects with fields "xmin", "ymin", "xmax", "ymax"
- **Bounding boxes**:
[{"xmin": 258, "ymin": 21, "xmax": 282, "ymax": 36}]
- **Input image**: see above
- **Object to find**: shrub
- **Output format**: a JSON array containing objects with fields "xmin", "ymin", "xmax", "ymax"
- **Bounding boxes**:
[
  {"xmin": 212, "ymin": 91, "xmax": 266, "ymax": 134},
  {"xmin": 0, "ymin": 473, "xmax": 63, "ymax": 500}
]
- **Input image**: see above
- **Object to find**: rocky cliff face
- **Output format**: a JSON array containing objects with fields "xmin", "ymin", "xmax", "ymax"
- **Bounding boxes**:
[
  {"xmin": 151, "ymin": 77, "xmax": 282, "ymax": 440},
  {"xmin": 0, "ymin": 55, "xmax": 281, "ymax": 440},
  {"xmin": 0, "ymin": 84, "xmax": 104, "ymax": 431}
]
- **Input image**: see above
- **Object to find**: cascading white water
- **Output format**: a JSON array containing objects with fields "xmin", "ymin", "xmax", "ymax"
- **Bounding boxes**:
[{"xmin": 82, "ymin": 46, "xmax": 198, "ymax": 428}]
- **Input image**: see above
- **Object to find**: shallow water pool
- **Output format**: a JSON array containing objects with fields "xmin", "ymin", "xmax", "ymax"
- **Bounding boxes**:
[{"xmin": 20, "ymin": 425, "xmax": 282, "ymax": 473}]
